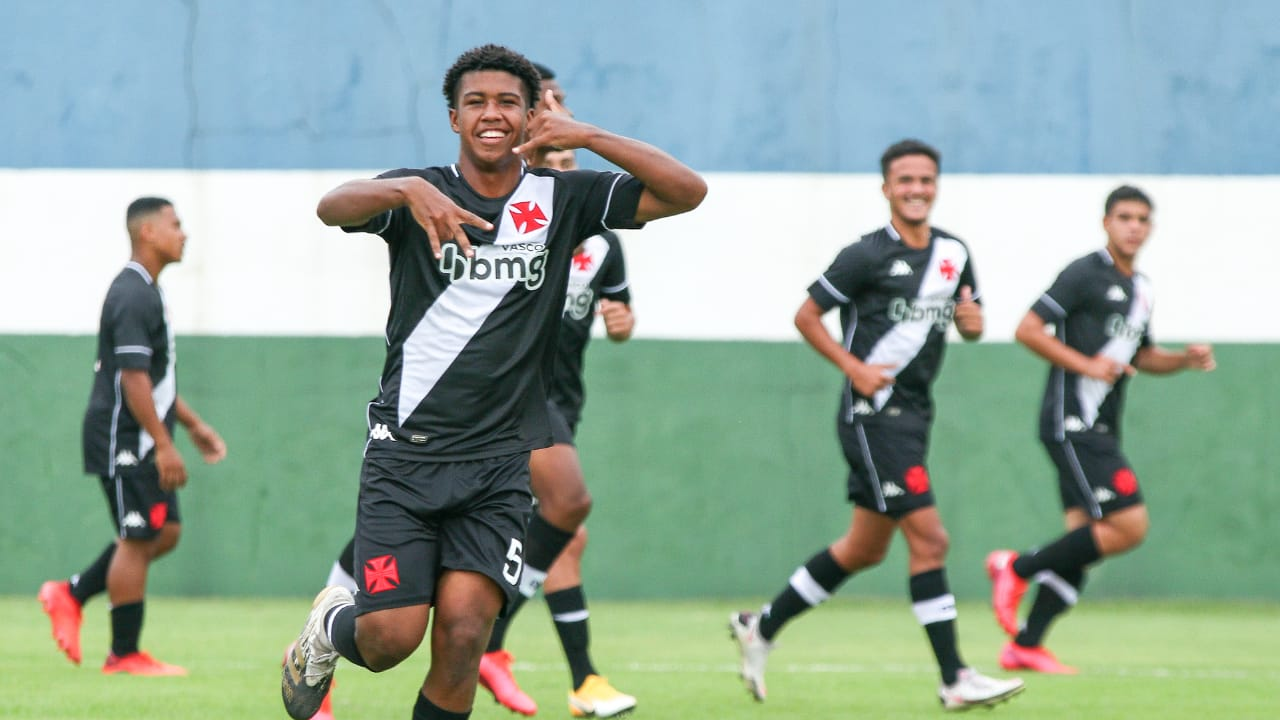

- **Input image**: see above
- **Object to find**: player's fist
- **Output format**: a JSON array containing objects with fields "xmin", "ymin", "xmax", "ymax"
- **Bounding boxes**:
[{"xmin": 599, "ymin": 299, "xmax": 634, "ymax": 341}]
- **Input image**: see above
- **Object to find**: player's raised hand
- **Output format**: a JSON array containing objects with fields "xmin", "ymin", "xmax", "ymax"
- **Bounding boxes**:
[
  {"xmin": 953, "ymin": 285, "xmax": 983, "ymax": 338},
  {"xmin": 403, "ymin": 177, "xmax": 493, "ymax": 259},
  {"xmin": 849, "ymin": 361, "xmax": 897, "ymax": 398},
  {"xmin": 1082, "ymin": 353, "xmax": 1136, "ymax": 383},
  {"xmin": 1185, "ymin": 344, "xmax": 1217, "ymax": 371},
  {"xmin": 514, "ymin": 90, "xmax": 594, "ymax": 158}
]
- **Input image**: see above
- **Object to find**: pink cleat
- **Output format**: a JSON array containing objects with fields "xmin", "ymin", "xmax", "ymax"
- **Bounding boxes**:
[
  {"xmin": 1000, "ymin": 642, "xmax": 1078, "ymax": 674},
  {"xmin": 38, "ymin": 580, "xmax": 83, "ymax": 665},
  {"xmin": 478, "ymin": 650, "xmax": 537, "ymax": 716},
  {"xmin": 985, "ymin": 550, "xmax": 1028, "ymax": 636}
]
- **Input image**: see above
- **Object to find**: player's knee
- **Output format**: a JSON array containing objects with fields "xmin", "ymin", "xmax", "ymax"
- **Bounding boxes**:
[
  {"xmin": 357, "ymin": 624, "xmax": 419, "ymax": 672},
  {"xmin": 911, "ymin": 529, "xmax": 949, "ymax": 564},
  {"xmin": 543, "ymin": 486, "xmax": 592, "ymax": 527},
  {"xmin": 150, "ymin": 523, "xmax": 181, "ymax": 559}
]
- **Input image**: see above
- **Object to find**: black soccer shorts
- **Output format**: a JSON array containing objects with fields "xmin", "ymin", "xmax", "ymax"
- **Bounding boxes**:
[
  {"xmin": 838, "ymin": 412, "xmax": 936, "ymax": 519},
  {"xmin": 1042, "ymin": 433, "xmax": 1143, "ymax": 519},
  {"xmin": 351, "ymin": 451, "xmax": 533, "ymax": 615},
  {"xmin": 99, "ymin": 464, "xmax": 181, "ymax": 540}
]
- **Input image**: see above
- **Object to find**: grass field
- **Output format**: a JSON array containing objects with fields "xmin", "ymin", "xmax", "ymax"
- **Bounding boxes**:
[{"xmin": 3, "ymin": 595, "xmax": 1277, "ymax": 719}]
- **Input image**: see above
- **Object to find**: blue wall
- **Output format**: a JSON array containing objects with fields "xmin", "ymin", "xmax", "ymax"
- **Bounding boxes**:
[{"xmin": 5, "ymin": 0, "xmax": 1280, "ymax": 173}]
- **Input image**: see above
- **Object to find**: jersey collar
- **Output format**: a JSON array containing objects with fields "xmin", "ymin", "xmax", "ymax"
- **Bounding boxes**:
[{"xmin": 125, "ymin": 260, "xmax": 154, "ymax": 285}]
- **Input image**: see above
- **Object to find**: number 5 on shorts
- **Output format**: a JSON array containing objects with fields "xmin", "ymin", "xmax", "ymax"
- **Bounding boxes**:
[{"xmin": 502, "ymin": 538, "xmax": 524, "ymax": 585}]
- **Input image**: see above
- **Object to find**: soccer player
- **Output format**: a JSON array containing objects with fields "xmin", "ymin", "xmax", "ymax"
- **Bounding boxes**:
[
  {"xmin": 728, "ymin": 139, "xmax": 1024, "ymax": 712},
  {"xmin": 38, "ymin": 197, "xmax": 227, "ymax": 676},
  {"xmin": 987, "ymin": 185, "xmax": 1216, "ymax": 674},
  {"xmin": 279, "ymin": 44, "xmax": 704, "ymax": 720},
  {"xmin": 478, "ymin": 147, "xmax": 638, "ymax": 719}
]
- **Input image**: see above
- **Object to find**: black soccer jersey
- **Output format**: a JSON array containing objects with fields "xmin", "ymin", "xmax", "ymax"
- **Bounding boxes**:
[
  {"xmin": 549, "ymin": 231, "xmax": 630, "ymax": 428},
  {"xmin": 807, "ymin": 224, "xmax": 979, "ymax": 424},
  {"xmin": 1030, "ymin": 249, "xmax": 1153, "ymax": 441},
  {"xmin": 82, "ymin": 262, "xmax": 178, "ymax": 476},
  {"xmin": 345, "ymin": 164, "xmax": 644, "ymax": 461}
]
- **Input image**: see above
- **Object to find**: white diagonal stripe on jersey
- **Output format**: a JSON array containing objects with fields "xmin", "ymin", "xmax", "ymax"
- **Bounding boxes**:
[
  {"xmin": 397, "ymin": 174, "xmax": 556, "ymax": 425},
  {"xmin": 864, "ymin": 236, "xmax": 966, "ymax": 410},
  {"xmin": 1076, "ymin": 274, "xmax": 1152, "ymax": 428},
  {"xmin": 139, "ymin": 288, "xmax": 177, "ymax": 460}
]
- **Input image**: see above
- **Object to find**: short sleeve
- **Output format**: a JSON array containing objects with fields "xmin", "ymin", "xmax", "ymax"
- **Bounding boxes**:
[
  {"xmin": 808, "ymin": 241, "xmax": 874, "ymax": 311},
  {"xmin": 340, "ymin": 168, "xmax": 421, "ymax": 238},
  {"xmin": 106, "ymin": 289, "xmax": 159, "ymax": 370},
  {"xmin": 1031, "ymin": 264, "xmax": 1086, "ymax": 322},
  {"xmin": 599, "ymin": 232, "xmax": 631, "ymax": 303},
  {"xmin": 956, "ymin": 254, "xmax": 981, "ymax": 304}
]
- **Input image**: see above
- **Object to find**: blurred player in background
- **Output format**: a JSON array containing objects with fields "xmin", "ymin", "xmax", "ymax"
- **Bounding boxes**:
[
  {"xmin": 987, "ymin": 185, "xmax": 1216, "ymax": 674},
  {"xmin": 729, "ymin": 139, "xmax": 1024, "ymax": 711},
  {"xmin": 279, "ymin": 44, "xmax": 704, "ymax": 720},
  {"xmin": 39, "ymin": 196, "xmax": 227, "ymax": 676}
]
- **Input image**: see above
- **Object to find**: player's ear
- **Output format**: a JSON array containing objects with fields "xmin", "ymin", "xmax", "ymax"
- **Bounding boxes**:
[{"xmin": 448, "ymin": 108, "xmax": 460, "ymax": 134}]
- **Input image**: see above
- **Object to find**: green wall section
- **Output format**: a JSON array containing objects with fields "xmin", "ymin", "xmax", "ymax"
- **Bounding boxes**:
[{"xmin": 2, "ymin": 336, "xmax": 1275, "ymax": 601}]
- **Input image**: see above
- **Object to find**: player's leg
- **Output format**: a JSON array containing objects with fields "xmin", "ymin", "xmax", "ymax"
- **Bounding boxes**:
[
  {"xmin": 480, "ymin": 438, "xmax": 583, "ymax": 714},
  {"xmin": 282, "ymin": 454, "xmax": 444, "ymax": 720},
  {"xmin": 99, "ymin": 465, "xmax": 185, "ymax": 676},
  {"xmin": 545, "ymin": 526, "xmax": 636, "ymax": 718},
  {"xmin": 437, "ymin": 452, "xmax": 532, "ymax": 719}
]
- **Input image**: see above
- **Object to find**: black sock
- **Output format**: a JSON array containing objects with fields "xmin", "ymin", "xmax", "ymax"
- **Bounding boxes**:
[
  {"xmin": 1012, "ymin": 525, "xmax": 1101, "ymax": 578},
  {"xmin": 910, "ymin": 569, "xmax": 964, "ymax": 685},
  {"xmin": 338, "ymin": 537, "xmax": 356, "ymax": 578},
  {"xmin": 69, "ymin": 543, "xmax": 116, "ymax": 606},
  {"xmin": 758, "ymin": 549, "xmax": 850, "ymax": 641},
  {"xmin": 487, "ymin": 513, "xmax": 575, "ymax": 653},
  {"xmin": 326, "ymin": 604, "xmax": 368, "ymax": 668},
  {"xmin": 413, "ymin": 692, "xmax": 470, "ymax": 720},
  {"xmin": 546, "ymin": 586, "xmax": 596, "ymax": 689},
  {"xmin": 110, "ymin": 601, "xmax": 144, "ymax": 657},
  {"xmin": 1016, "ymin": 567, "xmax": 1086, "ymax": 647},
  {"xmin": 486, "ymin": 595, "xmax": 528, "ymax": 653}
]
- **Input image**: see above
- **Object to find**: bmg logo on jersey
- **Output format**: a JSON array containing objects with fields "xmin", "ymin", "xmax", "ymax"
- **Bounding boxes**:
[
  {"xmin": 888, "ymin": 297, "xmax": 955, "ymax": 330},
  {"xmin": 439, "ymin": 243, "xmax": 549, "ymax": 290},
  {"xmin": 1105, "ymin": 313, "xmax": 1146, "ymax": 341},
  {"xmin": 563, "ymin": 285, "xmax": 595, "ymax": 320}
]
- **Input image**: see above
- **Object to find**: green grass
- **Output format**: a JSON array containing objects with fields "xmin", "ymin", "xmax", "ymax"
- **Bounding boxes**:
[{"xmin": 3, "ymin": 596, "xmax": 1277, "ymax": 719}]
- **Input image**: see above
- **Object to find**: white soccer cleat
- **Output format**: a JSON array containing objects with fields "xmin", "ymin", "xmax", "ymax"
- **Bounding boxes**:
[
  {"xmin": 728, "ymin": 610, "xmax": 772, "ymax": 702},
  {"xmin": 938, "ymin": 667, "xmax": 1025, "ymax": 711},
  {"xmin": 282, "ymin": 586, "xmax": 354, "ymax": 720}
]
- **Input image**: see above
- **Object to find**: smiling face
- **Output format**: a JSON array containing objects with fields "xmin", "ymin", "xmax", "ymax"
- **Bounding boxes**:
[
  {"xmin": 1103, "ymin": 199, "xmax": 1152, "ymax": 264},
  {"xmin": 882, "ymin": 153, "xmax": 938, "ymax": 227},
  {"xmin": 449, "ymin": 69, "xmax": 533, "ymax": 171}
]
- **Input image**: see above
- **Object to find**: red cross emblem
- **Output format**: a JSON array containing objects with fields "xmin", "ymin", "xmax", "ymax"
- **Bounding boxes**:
[
  {"xmin": 572, "ymin": 252, "xmax": 593, "ymax": 271},
  {"xmin": 939, "ymin": 259, "xmax": 958, "ymax": 280},
  {"xmin": 508, "ymin": 201, "xmax": 547, "ymax": 234},
  {"xmin": 905, "ymin": 465, "xmax": 931, "ymax": 494},
  {"xmin": 364, "ymin": 554, "xmax": 400, "ymax": 594}
]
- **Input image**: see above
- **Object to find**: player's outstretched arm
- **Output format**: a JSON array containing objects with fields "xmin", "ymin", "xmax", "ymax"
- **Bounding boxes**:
[
  {"xmin": 317, "ymin": 176, "xmax": 493, "ymax": 259},
  {"xmin": 1133, "ymin": 344, "xmax": 1216, "ymax": 374},
  {"xmin": 514, "ymin": 90, "xmax": 707, "ymax": 223}
]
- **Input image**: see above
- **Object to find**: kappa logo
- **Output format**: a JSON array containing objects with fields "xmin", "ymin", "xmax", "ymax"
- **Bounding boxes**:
[
  {"xmin": 889, "ymin": 259, "xmax": 914, "ymax": 277},
  {"xmin": 369, "ymin": 423, "xmax": 396, "ymax": 441},
  {"xmin": 1063, "ymin": 416, "xmax": 1086, "ymax": 433},
  {"xmin": 852, "ymin": 399, "xmax": 874, "ymax": 416},
  {"xmin": 122, "ymin": 511, "xmax": 146, "ymax": 529},
  {"xmin": 1106, "ymin": 285, "xmax": 1128, "ymax": 302},
  {"xmin": 1093, "ymin": 487, "xmax": 1116, "ymax": 503},
  {"xmin": 114, "ymin": 449, "xmax": 139, "ymax": 467},
  {"xmin": 881, "ymin": 481, "xmax": 905, "ymax": 498}
]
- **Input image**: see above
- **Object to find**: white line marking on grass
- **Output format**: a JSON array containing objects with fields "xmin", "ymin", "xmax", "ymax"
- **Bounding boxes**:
[{"xmin": 511, "ymin": 661, "xmax": 1280, "ymax": 682}]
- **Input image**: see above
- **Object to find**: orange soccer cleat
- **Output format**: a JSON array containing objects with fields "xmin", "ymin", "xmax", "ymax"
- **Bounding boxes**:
[
  {"xmin": 102, "ymin": 650, "xmax": 188, "ymax": 676},
  {"xmin": 985, "ymin": 550, "xmax": 1028, "ymax": 636},
  {"xmin": 38, "ymin": 580, "xmax": 83, "ymax": 665},
  {"xmin": 478, "ymin": 650, "xmax": 537, "ymax": 716},
  {"xmin": 999, "ymin": 642, "xmax": 1078, "ymax": 674}
]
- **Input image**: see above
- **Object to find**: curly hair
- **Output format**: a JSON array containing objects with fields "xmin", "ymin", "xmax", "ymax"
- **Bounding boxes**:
[{"xmin": 441, "ymin": 44, "xmax": 542, "ymax": 109}]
